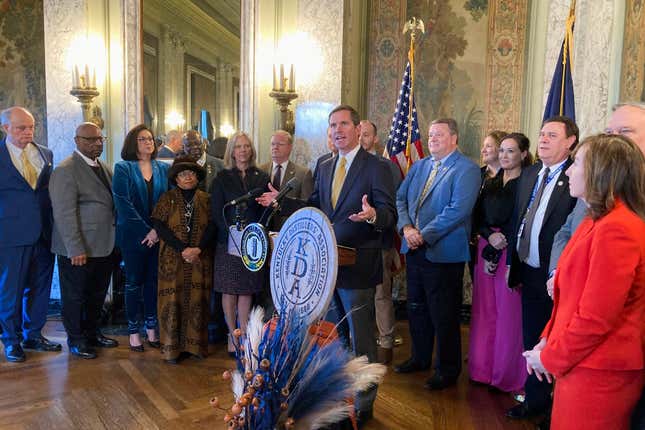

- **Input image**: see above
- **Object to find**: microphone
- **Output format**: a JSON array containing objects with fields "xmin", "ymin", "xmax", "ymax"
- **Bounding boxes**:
[
  {"xmin": 225, "ymin": 187, "xmax": 264, "ymax": 206},
  {"xmin": 271, "ymin": 177, "xmax": 299, "ymax": 206}
]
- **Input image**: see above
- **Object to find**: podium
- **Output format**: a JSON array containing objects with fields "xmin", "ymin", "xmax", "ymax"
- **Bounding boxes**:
[{"xmin": 268, "ymin": 232, "xmax": 356, "ymax": 266}]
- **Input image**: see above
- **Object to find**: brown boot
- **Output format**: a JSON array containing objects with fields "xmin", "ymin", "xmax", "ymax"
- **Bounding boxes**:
[{"xmin": 377, "ymin": 346, "xmax": 393, "ymax": 364}]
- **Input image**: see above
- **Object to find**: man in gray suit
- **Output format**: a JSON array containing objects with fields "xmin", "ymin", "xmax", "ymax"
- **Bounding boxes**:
[
  {"xmin": 50, "ymin": 122, "xmax": 119, "ymax": 359},
  {"xmin": 261, "ymin": 130, "xmax": 314, "ymax": 230},
  {"xmin": 183, "ymin": 130, "xmax": 223, "ymax": 192}
]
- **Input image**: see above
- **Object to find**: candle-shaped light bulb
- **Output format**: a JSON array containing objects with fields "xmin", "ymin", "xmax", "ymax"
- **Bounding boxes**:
[
  {"xmin": 279, "ymin": 64, "xmax": 285, "ymax": 91},
  {"xmin": 289, "ymin": 64, "xmax": 295, "ymax": 92},
  {"xmin": 273, "ymin": 64, "xmax": 279, "ymax": 91},
  {"xmin": 84, "ymin": 64, "xmax": 90, "ymax": 89}
]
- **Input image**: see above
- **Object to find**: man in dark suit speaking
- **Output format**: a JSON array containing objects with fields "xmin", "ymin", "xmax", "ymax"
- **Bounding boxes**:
[
  {"xmin": 0, "ymin": 107, "xmax": 60, "ymax": 363},
  {"xmin": 258, "ymin": 105, "xmax": 396, "ymax": 425}
]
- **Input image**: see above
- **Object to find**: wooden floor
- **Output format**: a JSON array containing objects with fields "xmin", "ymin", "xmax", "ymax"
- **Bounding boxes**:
[{"xmin": 0, "ymin": 320, "xmax": 536, "ymax": 430}]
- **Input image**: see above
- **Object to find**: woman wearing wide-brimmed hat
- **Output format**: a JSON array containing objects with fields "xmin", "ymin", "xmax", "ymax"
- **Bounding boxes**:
[{"xmin": 151, "ymin": 156, "xmax": 215, "ymax": 363}]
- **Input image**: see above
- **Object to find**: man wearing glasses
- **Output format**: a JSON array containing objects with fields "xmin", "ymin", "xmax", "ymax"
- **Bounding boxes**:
[
  {"xmin": 0, "ymin": 107, "xmax": 59, "ymax": 362},
  {"xmin": 50, "ymin": 122, "xmax": 119, "ymax": 359}
]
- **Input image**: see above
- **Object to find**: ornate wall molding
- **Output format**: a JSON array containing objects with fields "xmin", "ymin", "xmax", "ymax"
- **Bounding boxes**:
[
  {"xmin": 485, "ymin": 0, "xmax": 529, "ymax": 132},
  {"xmin": 123, "ymin": 0, "xmax": 143, "ymax": 132},
  {"xmin": 620, "ymin": 0, "xmax": 645, "ymax": 102}
]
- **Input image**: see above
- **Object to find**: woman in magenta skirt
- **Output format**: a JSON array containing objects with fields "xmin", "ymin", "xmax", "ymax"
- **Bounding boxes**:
[{"xmin": 469, "ymin": 132, "xmax": 532, "ymax": 392}]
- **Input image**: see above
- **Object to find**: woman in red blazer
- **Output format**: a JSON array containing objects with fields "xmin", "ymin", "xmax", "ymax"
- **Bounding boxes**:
[{"xmin": 523, "ymin": 133, "xmax": 645, "ymax": 430}]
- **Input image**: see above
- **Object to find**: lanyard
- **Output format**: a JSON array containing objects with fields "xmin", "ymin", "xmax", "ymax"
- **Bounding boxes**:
[{"xmin": 525, "ymin": 163, "xmax": 564, "ymax": 211}]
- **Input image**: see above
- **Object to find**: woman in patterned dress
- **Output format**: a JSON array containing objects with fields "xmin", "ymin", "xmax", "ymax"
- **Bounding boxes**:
[{"xmin": 151, "ymin": 156, "xmax": 215, "ymax": 364}]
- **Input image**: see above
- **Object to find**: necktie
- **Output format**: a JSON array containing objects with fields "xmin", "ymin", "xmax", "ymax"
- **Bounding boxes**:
[
  {"xmin": 21, "ymin": 149, "xmax": 38, "ymax": 189},
  {"xmin": 272, "ymin": 164, "xmax": 282, "ymax": 190},
  {"xmin": 415, "ymin": 161, "xmax": 440, "ymax": 226},
  {"xmin": 517, "ymin": 167, "xmax": 551, "ymax": 262},
  {"xmin": 331, "ymin": 156, "xmax": 346, "ymax": 209}
]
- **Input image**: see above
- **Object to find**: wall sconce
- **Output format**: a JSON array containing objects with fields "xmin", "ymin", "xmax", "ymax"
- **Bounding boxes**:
[
  {"xmin": 269, "ymin": 63, "xmax": 298, "ymax": 134},
  {"xmin": 165, "ymin": 111, "xmax": 185, "ymax": 130},
  {"xmin": 220, "ymin": 123, "xmax": 235, "ymax": 137},
  {"xmin": 68, "ymin": 36, "xmax": 105, "ymax": 129}
]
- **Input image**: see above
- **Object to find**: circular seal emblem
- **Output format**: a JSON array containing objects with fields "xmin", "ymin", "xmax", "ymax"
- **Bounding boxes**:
[
  {"xmin": 241, "ymin": 223, "xmax": 269, "ymax": 272},
  {"xmin": 270, "ymin": 207, "xmax": 338, "ymax": 324}
]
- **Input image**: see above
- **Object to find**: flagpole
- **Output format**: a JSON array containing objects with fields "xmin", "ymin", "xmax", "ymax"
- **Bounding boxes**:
[
  {"xmin": 403, "ymin": 17, "xmax": 425, "ymax": 171},
  {"xmin": 559, "ymin": 0, "xmax": 576, "ymax": 115}
]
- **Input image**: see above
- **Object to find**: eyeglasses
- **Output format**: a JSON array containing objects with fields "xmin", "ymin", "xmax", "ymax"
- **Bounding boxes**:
[
  {"xmin": 177, "ymin": 170, "xmax": 197, "ymax": 178},
  {"xmin": 76, "ymin": 136, "xmax": 106, "ymax": 143},
  {"xmin": 137, "ymin": 137, "xmax": 155, "ymax": 142}
]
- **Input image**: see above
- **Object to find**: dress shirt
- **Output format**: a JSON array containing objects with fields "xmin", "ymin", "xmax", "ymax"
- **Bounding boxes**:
[
  {"xmin": 336, "ymin": 143, "xmax": 361, "ymax": 172},
  {"xmin": 522, "ymin": 158, "xmax": 567, "ymax": 268},
  {"xmin": 6, "ymin": 141, "xmax": 44, "ymax": 176},
  {"xmin": 75, "ymin": 149, "xmax": 99, "ymax": 167},
  {"xmin": 271, "ymin": 160, "xmax": 289, "ymax": 185},
  {"xmin": 197, "ymin": 152, "xmax": 207, "ymax": 167}
]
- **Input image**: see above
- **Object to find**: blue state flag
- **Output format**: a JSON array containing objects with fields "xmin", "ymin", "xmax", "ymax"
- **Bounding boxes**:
[{"xmin": 543, "ymin": 11, "xmax": 575, "ymax": 122}]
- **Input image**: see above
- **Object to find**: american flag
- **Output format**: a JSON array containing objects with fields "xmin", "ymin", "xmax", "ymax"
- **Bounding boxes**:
[{"xmin": 385, "ymin": 61, "xmax": 424, "ymax": 176}]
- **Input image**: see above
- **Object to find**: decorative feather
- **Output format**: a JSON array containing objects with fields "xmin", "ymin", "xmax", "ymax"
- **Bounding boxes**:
[
  {"xmin": 231, "ymin": 370, "xmax": 245, "ymax": 401},
  {"xmin": 345, "ymin": 356, "xmax": 387, "ymax": 393},
  {"xmin": 297, "ymin": 402, "xmax": 354, "ymax": 430},
  {"xmin": 244, "ymin": 306, "xmax": 265, "ymax": 372}
]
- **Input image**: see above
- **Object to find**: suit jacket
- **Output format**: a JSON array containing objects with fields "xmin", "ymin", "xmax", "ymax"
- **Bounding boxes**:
[
  {"xmin": 396, "ymin": 150, "xmax": 481, "ymax": 263},
  {"xmin": 0, "ymin": 139, "xmax": 54, "ymax": 248},
  {"xmin": 50, "ymin": 152, "xmax": 115, "ymax": 258},
  {"xmin": 549, "ymin": 197, "xmax": 587, "ymax": 273},
  {"xmin": 112, "ymin": 160, "xmax": 169, "ymax": 252},
  {"xmin": 260, "ymin": 160, "xmax": 314, "ymax": 201},
  {"xmin": 306, "ymin": 147, "xmax": 396, "ymax": 289},
  {"xmin": 201, "ymin": 154, "xmax": 224, "ymax": 192},
  {"xmin": 541, "ymin": 201, "xmax": 645, "ymax": 376},
  {"xmin": 157, "ymin": 145, "xmax": 177, "ymax": 159},
  {"xmin": 313, "ymin": 152, "xmax": 334, "ymax": 181},
  {"xmin": 507, "ymin": 160, "xmax": 577, "ymax": 285}
]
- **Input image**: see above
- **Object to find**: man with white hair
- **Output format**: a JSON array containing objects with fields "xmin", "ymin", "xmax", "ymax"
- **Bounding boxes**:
[{"xmin": 0, "ymin": 107, "xmax": 60, "ymax": 362}]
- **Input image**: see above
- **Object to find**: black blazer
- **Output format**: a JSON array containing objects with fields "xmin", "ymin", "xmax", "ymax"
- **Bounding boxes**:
[
  {"xmin": 308, "ymin": 147, "xmax": 396, "ymax": 289},
  {"xmin": 507, "ymin": 160, "xmax": 577, "ymax": 286},
  {"xmin": 210, "ymin": 166, "xmax": 270, "ymax": 245}
]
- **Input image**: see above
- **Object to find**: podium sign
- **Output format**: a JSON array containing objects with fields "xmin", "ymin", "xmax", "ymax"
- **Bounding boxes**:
[
  {"xmin": 270, "ymin": 207, "xmax": 338, "ymax": 324},
  {"xmin": 240, "ymin": 223, "xmax": 269, "ymax": 272}
]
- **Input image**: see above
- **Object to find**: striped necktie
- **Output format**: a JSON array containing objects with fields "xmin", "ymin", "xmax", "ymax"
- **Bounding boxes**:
[{"xmin": 415, "ymin": 161, "xmax": 440, "ymax": 226}]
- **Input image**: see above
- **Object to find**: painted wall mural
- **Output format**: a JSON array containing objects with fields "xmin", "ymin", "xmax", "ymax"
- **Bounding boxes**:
[
  {"xmin": 367, "ymin": 0, "xmax": 528, "ymax": 160},
  {"xmin": 0, "ymin": 0, "xmax": 47, "ymax": 146}
]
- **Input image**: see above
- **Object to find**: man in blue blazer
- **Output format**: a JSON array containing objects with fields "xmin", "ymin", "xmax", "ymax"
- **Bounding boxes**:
[
  {"xmin": 0, "ymin": 107, "xmax": 61, "ymax": 362},
  {"xmin": 258, "ymin": 105, "xmax": 396, "ymax": 424},
  {"xmin": 394, "ymin": 118, "xmax": 481, "ymax": 390}
]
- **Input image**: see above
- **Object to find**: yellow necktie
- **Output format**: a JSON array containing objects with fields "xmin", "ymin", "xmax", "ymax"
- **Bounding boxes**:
[
  {"xmin": 21, "ymin": 149, "xmax": 38, "ymax": 189},
  {"xmin": 331, "ymin": 156, "xmax": 346, "ymax": 209}
]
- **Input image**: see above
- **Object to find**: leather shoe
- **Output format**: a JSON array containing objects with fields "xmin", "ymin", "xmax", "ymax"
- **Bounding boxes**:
[
  {"xmin": 377, "ymin": 346, "xmax": 393, "ymax": 364},
  {"xmin": 505, "ymin": 403, "xmax": 537, "ymax": 420},
  {"xmin": 355, "ymin": 408, "xmax": 373, "ymax": 429},
  {"xmin": 423, "ymin": 374, "xmax": 456, "ymax": 390},
  {"xmin": 393, "ymin": 358, "xmax": 429, "ymax": 374},
  {"xmin": 5, "ymin": 344, "xmax": 26, "ymax": 362},
  {"xmin": 129, "ymin": 343, "xmax": 144, "ymax": 352},
  {"xmin": 147, "ymin": 340, "xmax": 160, "ymax": 349},
  {"xmin": 69, "ymin": 345, "xmax": 97, "ymax": 359},
  {"xmin": 23, "ymin": 336, "xmax": 62, "ymax": 352},
  {"xmin": 87, "ymin": 334, "xmax": 118, "ymax": 348}
]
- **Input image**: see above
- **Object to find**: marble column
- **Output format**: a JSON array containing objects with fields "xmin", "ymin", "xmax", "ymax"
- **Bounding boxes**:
[
  {"xmin": 292, "ymin": 0, "xmax": 344, "ymax": 169},
  {"xmin": 158, "ymin": 24, "xmax": 186, "ymax": 134},
  {"xmin": 216, "ymin": 62, "xmax": 235, "ymax": 136}
]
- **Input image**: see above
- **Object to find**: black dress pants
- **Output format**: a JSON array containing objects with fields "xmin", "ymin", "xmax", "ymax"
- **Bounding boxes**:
[
  {"xmin": 406, "ymin": 248, "xmax": 464, "ymax": 380},
  {"xmin": 519, "ymin": 263, "xmax": 554, "ymax": 414},
  {"xmin": 57, "ymin": 253, "xmax": 114, "ymax": 346}
]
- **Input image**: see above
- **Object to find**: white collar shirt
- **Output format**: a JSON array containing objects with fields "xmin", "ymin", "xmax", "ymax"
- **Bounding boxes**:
[{"xmin": 6, "ymin": 141, "xmax": 44, "ymax": 176}]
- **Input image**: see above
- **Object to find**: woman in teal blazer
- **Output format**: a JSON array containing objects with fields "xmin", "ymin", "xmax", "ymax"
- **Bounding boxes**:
[{"xmin": 113, "ymin": 124, "xmax": 169, "ymax": 351}]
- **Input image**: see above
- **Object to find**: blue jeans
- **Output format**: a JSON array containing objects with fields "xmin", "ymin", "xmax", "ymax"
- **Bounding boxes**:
[{"xmin": 122, "ymin": 245, "xmax": 158, "ymax": 335}]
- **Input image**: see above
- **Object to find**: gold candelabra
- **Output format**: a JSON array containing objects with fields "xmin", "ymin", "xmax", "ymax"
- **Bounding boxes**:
[{"xmin": 70, "ymin": 67, "xmax": 104, "ymax": 129}]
